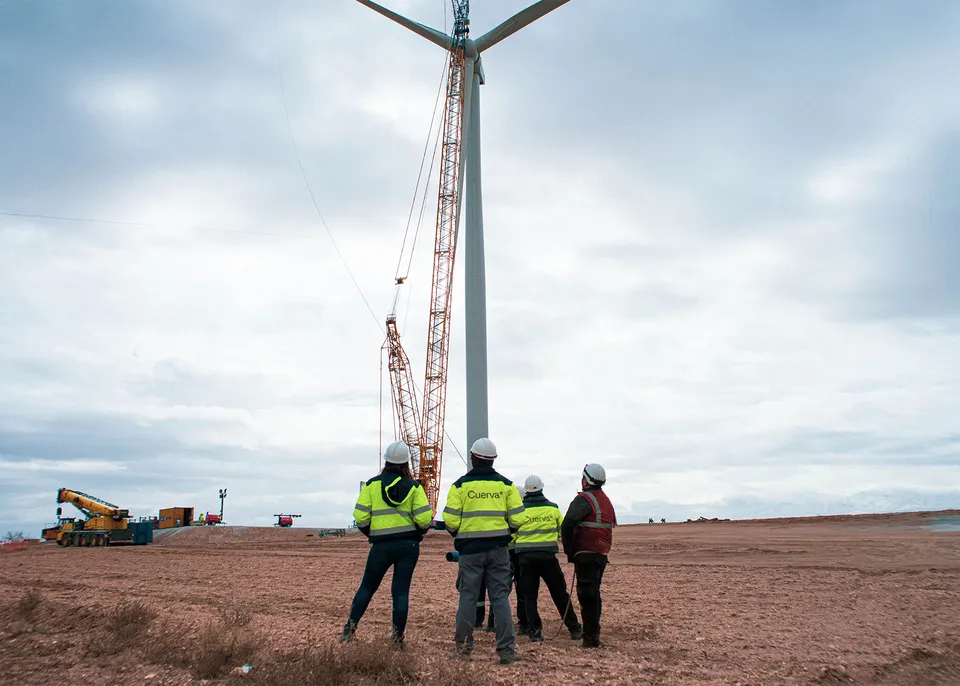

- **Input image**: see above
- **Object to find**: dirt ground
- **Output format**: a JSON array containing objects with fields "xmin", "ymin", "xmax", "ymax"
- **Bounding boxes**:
[{"xmin": 2, "ymin": 510, "xmax": 959, "ymax": 685}]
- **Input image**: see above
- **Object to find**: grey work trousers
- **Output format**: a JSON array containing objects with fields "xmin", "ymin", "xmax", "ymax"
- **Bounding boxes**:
[{"xmin": 455, "ymin": 547, "xmax": 515, "ymax": 654}]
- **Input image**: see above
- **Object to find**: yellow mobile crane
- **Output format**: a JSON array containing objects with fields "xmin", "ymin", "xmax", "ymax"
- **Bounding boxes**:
[{"xmin": 41, "ymin": 488, "xmax": 151, "ymax": 546}]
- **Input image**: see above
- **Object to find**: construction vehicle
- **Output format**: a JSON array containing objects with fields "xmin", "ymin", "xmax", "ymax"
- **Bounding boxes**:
[
  {"xmin": 42, "ymin": 488, "xmax": 152, "ymax": 546},
  {"xmin": 274, "ymin": 514, "xmax": 302, "ymax": 528},
  {"xmin": 203, "ymin": 513, "xmax": 222, "ymax": 525}
]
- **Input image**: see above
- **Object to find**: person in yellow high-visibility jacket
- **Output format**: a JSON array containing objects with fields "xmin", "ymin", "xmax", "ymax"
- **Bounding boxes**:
[
  {"xmin": 486, "ymin": 486, "xmax": 528, "ymax": 635},
  {"xmin": 514, "ymin": 474, "xmax": 583, "ymax": 642},
  {"xmin": 444, "ymin": 437, "xmax": 527, "ymax": 665},
  {"xmin": 341, "ymin": 440, "xmax": 433, "ymax": 649}
]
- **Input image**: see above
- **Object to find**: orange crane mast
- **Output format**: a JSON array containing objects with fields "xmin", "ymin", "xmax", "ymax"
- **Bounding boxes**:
[{"xmin": 384, "ymin": 1, "xmax": 469, "ymax": 511}]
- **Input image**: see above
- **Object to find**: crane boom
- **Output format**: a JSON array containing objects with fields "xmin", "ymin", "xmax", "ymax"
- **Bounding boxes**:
[
  {"xmin": 58, "ymin": 487, "xmax": 128, "ymax": 519},
  {"xmin": 384, "ymin": 281, "xmax": 423, "ymax": 469},
  {"xmin": 380, "ymin": 1, "xmax": 469, "ymax": 511},
  {"xmin": 418, "ymin": 2, "xmax": 468, "ymax": 511}
]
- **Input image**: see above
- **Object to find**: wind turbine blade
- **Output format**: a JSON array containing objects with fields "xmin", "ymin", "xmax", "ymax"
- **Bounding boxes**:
[
  {"xmin": 355, "ymin": 0, "xmax": 453, "ymax": 52},
  {"xmin": 474, "ymin": 0, "xmax": 572, "ymax": 54}
]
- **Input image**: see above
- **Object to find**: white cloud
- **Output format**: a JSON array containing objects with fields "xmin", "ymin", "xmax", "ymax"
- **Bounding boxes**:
[{"xmin": 77, "ymin": 76, "xmax": 162, "ymax": 123}]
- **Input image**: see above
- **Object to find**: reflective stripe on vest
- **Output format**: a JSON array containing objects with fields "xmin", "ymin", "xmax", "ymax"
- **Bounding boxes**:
[
  {"xmin": 515, "ymin": 503, "xmax": 561, "ymax": 553},
  {"xmin": 449, "ymin": 478, "xmax": 522, "ymax": 540},
  {"xmin": 368, "ymin": 476, "xmax": 418, "ymax": 539},
  {"xmin": 456, "ymin": 528, "xmax": 511, "ymax": 539},
  {"xmin": 579, "ymin": 491, "xmax": 614, "ymax": 529},
  {"xmin": 571, "ymin": 488, "xmax": 615, "ymax": 557},
  {"xmin": 445, "ymin": 507, "xmax": 526, "ymax": 520}
]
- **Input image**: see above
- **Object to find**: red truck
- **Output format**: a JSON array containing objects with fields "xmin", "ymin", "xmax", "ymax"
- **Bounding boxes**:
[{"xmin": 274, "ymin": 514, "xmax": 301, "ymax": 528}]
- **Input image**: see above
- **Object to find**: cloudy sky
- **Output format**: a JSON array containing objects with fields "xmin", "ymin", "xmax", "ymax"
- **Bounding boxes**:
[{"xmin": 2, "ymin": 0, "xmax": 959, "ymax": 537}]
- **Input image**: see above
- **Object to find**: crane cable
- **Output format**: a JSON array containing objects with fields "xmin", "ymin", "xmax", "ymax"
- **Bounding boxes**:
[
  {"xmin": 396, "ymin": 0, "xmax": 452, "ymax": 319},
  {"xmin": 394, "ymin": 60, "xmax": 446, "ymax": 285},
  {"xmin": 276, "ymin": 54, "xmax": 382, "ymax": 333},
  {"xmin": 378, "ymin": 11, "xmax": 468, "ymax": 469},
  {"xmin": 272, "ymin": 6, "xmax": 467, "ymax": 470}
]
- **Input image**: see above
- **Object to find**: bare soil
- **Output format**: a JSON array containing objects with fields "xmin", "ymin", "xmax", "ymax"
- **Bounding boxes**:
[{"xmin": 1, "ymin": 510, "xmax": 959, "ymax": 685}]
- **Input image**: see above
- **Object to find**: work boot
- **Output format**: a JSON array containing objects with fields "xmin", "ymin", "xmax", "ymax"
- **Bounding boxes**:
[
  {"xmin": 498, "ymin": 650, "xmax": 523, "ymax": 665},
  {"xmin": 392, "ymin": 628, "xmax": 405, "ymax": 652},
  {"xmin": 339, "ymin": 620, "xmax": 357, "ymax": 644},
  {"xmin": 516, "ymin": 625, "xmax": 530, "ymax": 637},
  {"xmin": 453, "ymin": 643, "xmax": 472, "ymax": 660},
  {"xmin": 569, "ymin": 626, "xmax": 584, "ymax": 640},
  {"xmin": 581, "ymin": 638, "xmax": 602, "ymax": 649}
]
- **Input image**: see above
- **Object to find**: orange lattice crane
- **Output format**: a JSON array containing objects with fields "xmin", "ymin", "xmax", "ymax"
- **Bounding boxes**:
[{"xmin": 382, "ymin": 1, "xmax": 469, "ymax": 511}]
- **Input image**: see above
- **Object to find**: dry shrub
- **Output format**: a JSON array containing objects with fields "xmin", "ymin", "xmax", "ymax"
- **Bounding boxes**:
[
  {"xmin": 250, "ymin": 641, "xmax": 481, "ymax": 686},
  {"xmin": 192, "ymin": 627, "xmax": 258, "ymax": 679},
  {"xmin": 422, "ymin": 658, "xmax": 481, "ymax": 686},
  {"xmin": 218, "ymin": 604, "xmax": 253, "ymax": 628},
  {"xmin": 16, "ymin": 588, "xmax": 42, "ymax": 620},
  {"xmin": 143, "ymin": 619, "xmax": 257, "ymax": 679},
  {"xmin": 869, "ymin": 644, "xmax": 960, "ymax": 686},
  {"xmin": 106, "ymin": 600, "xmax": 155, "ymax": 643},
  {"xmin": 252, "ymin": 641, "xmax": 418, "ymax": 686},
  {"xmin": 142, "ymin": 626, "xmax": 192, "ymax": 670}
]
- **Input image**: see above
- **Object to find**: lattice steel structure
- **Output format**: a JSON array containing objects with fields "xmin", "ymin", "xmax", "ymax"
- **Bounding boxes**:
[
  {"xmin": 384, "ymin": 299, "xmax": 423, "ymax": 469},
  {"xmin": 418, "ymin": 2, "xmax": 468, "ymax": 509},
  {"xmin": 361, "ymin": 0, "xmax": 573, "ymax": 510}
]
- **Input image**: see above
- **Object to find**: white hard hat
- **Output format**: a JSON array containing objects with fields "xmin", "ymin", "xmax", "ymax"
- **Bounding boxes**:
[
  {"xmin": 383, "ymin": 440, "xmax": 412, "ymax": 465},
  {"xmin": 469, "ymin": 437, "xmax": 498, "ymax": 459},
  {"xmin": 517, "ymin": 486, "xmax": 526, "ymax": 498},
  {"xmin": 582, "ymin": 463, "xmax": 606, "ymax": 486},
  {"xmin": 523, "ymin": 475, "xmax": 544, "ymax": 493}
]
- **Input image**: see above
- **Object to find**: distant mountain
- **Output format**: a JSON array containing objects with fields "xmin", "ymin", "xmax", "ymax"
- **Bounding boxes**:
[{"xmin": 619, "ymin": 489, "xmax": 960, "ymax": 524}]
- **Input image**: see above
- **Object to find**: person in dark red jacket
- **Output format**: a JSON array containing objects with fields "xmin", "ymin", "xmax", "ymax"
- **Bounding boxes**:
[{"xmin": 560, "ymin": 463, "xmax": 616, "ymax": 648}]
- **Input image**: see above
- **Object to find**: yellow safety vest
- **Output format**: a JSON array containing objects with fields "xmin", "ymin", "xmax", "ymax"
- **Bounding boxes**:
[
  {"xmin": 514, "ymin": 494, "xmax": 562, "ymax": 554},
  {"xmin": 443, "ymin": 466, "xmax": 527, "ymax": 555},
  {"xmin": 353, "ymin": 473, "xmax": 433, "ymax": 542}
]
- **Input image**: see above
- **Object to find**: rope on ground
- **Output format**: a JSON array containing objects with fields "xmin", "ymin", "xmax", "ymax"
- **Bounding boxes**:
[{"xmin": 550, "ymin": 565, "xmax": 579, "ymax": 640}]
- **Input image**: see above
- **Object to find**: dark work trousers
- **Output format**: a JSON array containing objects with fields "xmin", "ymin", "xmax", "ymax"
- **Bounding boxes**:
[
  {"xmin": 518, "ymin": 552, "xmax": 581, "ymax": 636},
  {"xmin": 574, "ymin": 553, "xmax": 607, "ymax": 646},
  {"xmin": 487, "ymin": 549, "xmax": 527, "ymax": 630},
  {"xmin": 348, "ymin": 539, "xmax": 420, "ymax": 637}
]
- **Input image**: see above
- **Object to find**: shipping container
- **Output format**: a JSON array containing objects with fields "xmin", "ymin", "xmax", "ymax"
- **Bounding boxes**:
[{"xmin": 158, "ymin": 507, "xmax": 194, "ymax": 528}]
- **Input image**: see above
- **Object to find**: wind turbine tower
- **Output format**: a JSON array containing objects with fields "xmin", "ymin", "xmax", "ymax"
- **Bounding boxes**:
[{"xmin": 358, "ymin": 0, "xmax": 572, "ymax": 452}]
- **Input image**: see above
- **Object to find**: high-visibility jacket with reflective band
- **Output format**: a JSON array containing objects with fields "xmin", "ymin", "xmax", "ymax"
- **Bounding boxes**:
[
  {"xmin": 508, "ymin": 485, "xmax": 524, "ymax": 550},
  {"xmin": 571, "ymin": 487, "xmax": 616, "ymax": 556},
  {"xmin": 514, "ymin": 491, "xmax": 563, "ymax": 554},
  {"xmin": 353, "ymin": 471, "xmax": 433, "ymax": 544},
  {"xmin": 443, "ymin": 465, "xmax": 527, "ymax": 556}
]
